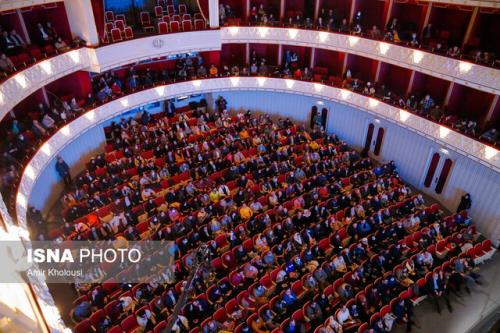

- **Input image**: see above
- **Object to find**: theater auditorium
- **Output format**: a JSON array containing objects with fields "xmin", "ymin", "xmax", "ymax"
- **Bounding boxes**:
[{"xmin": 0, "ymin": 0, "xmax": 499, "ymax": 332}]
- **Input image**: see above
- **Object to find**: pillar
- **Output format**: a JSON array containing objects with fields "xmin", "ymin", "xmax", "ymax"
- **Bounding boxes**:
[
  {"xmin": 63, "ymin": 0, "xmax": 99, "ymax": 45},
  {"xmin": 310, "ymin": 48, "xmax": 316, "ymax": 69},
  {"xmin": 463, "ymin": 7, "xmax": 479, "ymax": 46},
  {"xmin": 443, "ymin": 82, "xmax": 455, "ymax": 107},
  {"xmin": 406, "ymin": 70, "xmax": 416, "ymax": 96},
  {"xmin": 16, "ymin": 9, "xmax": 31, "ymax": 44},
  {"xmin": 208, "ymin": 0, "xmax": 220, "ymax": 28}
]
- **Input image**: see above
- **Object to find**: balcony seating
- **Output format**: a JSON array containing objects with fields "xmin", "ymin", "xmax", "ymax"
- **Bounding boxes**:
[{"xmin": 140, "ymin": 11, "xmax": 154, "ymax": 32}]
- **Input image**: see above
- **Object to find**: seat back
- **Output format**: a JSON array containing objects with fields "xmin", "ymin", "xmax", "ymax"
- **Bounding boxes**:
[{"xmin": 158, "ymin": 22, "xmax": 169, "ymax": 34}]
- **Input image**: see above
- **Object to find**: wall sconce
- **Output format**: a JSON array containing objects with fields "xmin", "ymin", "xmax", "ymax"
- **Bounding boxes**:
[
  {"xmin": 379, "ymin": 43, "xmax": 390, "ymax": 55},
  {"xmin": 318, "ymin": 31, "xmax": 328, "ymax": 42},
  {"xmin": 458, "ymin": 61, "xmax": 472, "ymax": 74},
  {"xmin": 399, "ymin": 110, "xmax": 410, "ymax": 122},
  {"xmin": 484, "ymin": 146, "xmax": 498, "ymax": 160},
  {"xmin": 288, "ymin": 29, "xmax": 298, "ymax": 39},
  {"xmin": 413, "ymin": 50, "xmax": 424, "ymax": 64},
  {"xmin": 228, "ymin": 26, "xmax": 239, "ymax": 36},
  {"xmin": 348, "ymin": 36, "xmax": 360, "ymax": 46},
  {"xmin": 439, "ymin": 126, "xmax": 450, "ymax": 138},
  {"xmin": 257, "ymin": 77, "xmax": 266, "ymax": 86},
  {"xmin": 230, "ymin": 77, "xmax": 240, "ymax": 86}
]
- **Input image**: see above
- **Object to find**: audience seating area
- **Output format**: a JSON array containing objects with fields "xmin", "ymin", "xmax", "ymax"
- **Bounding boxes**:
[
  {"xmin": 220, "ymin": 4, "xmax": 498, "ymax": 68},
  {"xmin": 30, "ymin": 100, "xmax": 493, "ymax": 333},
  {"xmin": 102, "ymin": 1, "xmax": 206, "ymax": 44}
]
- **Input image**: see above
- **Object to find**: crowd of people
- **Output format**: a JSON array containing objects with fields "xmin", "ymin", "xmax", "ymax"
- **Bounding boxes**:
[
  {"xmin": 2, "ymin": 55, "xmax": 498, "ymax": 217},
  {"xmin": 0, "ymin": 22, "xmax": 85, "ymax": 77},
  {"xmin": 47, "ymin": 101, "xmax": 489, "ymax": 333},
  {"xmin": 219, "ymin": 4, "xmax": 497, "ymax": 68}
]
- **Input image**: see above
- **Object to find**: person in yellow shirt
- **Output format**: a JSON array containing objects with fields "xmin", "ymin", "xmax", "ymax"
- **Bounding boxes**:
[
  {"xmin": 239, "ymin": 203, "xmax": 254, "ymax": 221},
  {"xmin": 209, "ymin": 188, "xmax": 221, "ymax": 203},
  {"xmin": 310, "ymin": 141, "xmax": 319, "ymax": 150}
]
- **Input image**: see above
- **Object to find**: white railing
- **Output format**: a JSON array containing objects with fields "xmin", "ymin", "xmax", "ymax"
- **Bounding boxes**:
[
  {"xmin": 221, "ymin": 27, "xmax": 500, "ymax": 95},
  {"xmin": 1, "ymin": 28, "xmax": 499, "ymax": 123}
]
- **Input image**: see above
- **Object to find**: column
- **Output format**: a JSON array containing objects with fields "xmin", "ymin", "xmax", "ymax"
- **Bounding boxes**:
[
  {"xmin": 342, "ymin": 54, "xmax": 349, "ymax": 76},
  {"xmin": 406, "ymin": 70, "xmax": 416, "ymax": 96},
  {"xmin": 481, "ymin": 95, "xmax": 499, "ymax": 128},
  {"xmin": 208, "ymin": 0, "xmax": 220, "ymax": 28},
  {"xmin": 314, "ymin": 0, "xmax": 321, "ymax": 21},
  {"xmin": 246, "ymin": 43, "xmax": 250, "ymax": 65},
  {"xmin": 421, "ymin": 2, "xmax": 432, "ymax": 34},
  {"xmin": 278, "ymin": 44, "xmax": 283, "ymax": 66},
  {"xmin": 374, "ymin": 61, "xmax": 382, "ymax": 82},
  {"xmin": 384, "ymin": 0, "xmax": 394, "ymax": 27},
  {"xmin": 463, "ymin": 7, "xmax": 479, "ymax": 46},
  {"xmin": 310, "ymin": 48, "xmax": 316, "ymax": 69},
  {"xmin": 280, "ymin": 0, "xmax": 285, "ymax": 21},
  {"xmin": 16, "ymin": 9, "xmax": 31, "ymax": 44},
  {"xmin": 443, "ymin": 82, "xmax": 455, "ymax": 107},
  {"xmin": 63, "ymin": 0, "xmax": 99, "ymax": 45},
  {"xmin": 349, "ymin": 0, "xmax": 357, "ymax": 22}
]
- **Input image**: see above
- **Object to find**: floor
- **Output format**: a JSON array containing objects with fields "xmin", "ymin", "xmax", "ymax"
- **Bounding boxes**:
[{"xmin": 394, "ymin": 252, "xmax": 500, "ymax": 333}]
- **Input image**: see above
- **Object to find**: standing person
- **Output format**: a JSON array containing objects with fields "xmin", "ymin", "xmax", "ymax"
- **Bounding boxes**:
[
  {"xmin": 55, "ymin": 156, "xmax": 71, "ymax": 185},
  {"xmin": 456, "ymin": 193, "xmax": 471, "ymax": 213}
]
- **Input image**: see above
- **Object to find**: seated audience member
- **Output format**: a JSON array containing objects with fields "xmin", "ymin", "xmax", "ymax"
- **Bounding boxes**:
[
  {"xmin": 9, "ymin": 29, "xmax": 25, "ymax": 48},
  {"xmin": 284, "ymin": 319, "xmax": 306, "ymax": 333},
  {"xmin": 34, "ymin": 23, "xmax": 52, "ymax": 45},
  {"xmin": 369, "ymin": 25, "xmax": 382, "ymax": 39},
  {"xmin": 0, "ymin": 30, "xmax": 19, "ymax": 55},
  {"xmin": 0, "ymin": 53, "xmax": 15, "ymax": 74},
  {"xmin": 54, "ymin": 37, "xmax": 70, "ymax": 52},
  {"xmin": 419, "ymin": 94, "xmax": 434, "ymax": 115},
  {"xmin": 480, "ymin": 128, "xmax": 498, "ymax": 144}
]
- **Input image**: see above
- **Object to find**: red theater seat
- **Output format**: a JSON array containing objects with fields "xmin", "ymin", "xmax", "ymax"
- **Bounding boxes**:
[
  {"xmin": 105, "ymin": 11, "xmax": 115, "ymax": 22},
  {"xmin": 111, "ymin": 28, "xmax": 122, "ymax": 42},
  {"xmin": 170, "ymin": 21, "xmax": 180, "ymax": 33},
  {"xmin": 182, "ymin": 20, "xmax": 192, "ymax": 31},
  {"xmin": 158, "ymin": 22, "xmax": 169, "ymax": 34},
  {"xmin": 140, "ymin": 11, "xmax": 155, "ymax": 32}
]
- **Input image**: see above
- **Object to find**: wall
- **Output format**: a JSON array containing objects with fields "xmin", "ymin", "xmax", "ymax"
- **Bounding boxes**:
[{"xmin": 210, "ymin": 90, "xmax": 500, "ymax": 243}]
